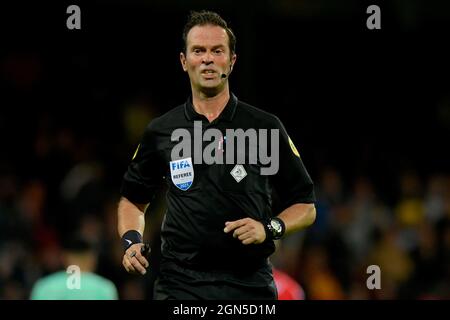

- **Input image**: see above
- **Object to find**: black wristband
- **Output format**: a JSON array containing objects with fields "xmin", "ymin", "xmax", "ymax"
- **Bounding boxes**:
[{"xmin": 121, "ymin": 230, "xmax": 142, "ymax": 251}]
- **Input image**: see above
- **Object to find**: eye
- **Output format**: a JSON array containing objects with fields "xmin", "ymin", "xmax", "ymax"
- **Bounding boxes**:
[
  {"xmin": 193, "ymin": 48, "xmax": 203, "ymax": 54},
  {"xmin": 214, "ymin": 49, "xmax": 224, "ymax": 55}
]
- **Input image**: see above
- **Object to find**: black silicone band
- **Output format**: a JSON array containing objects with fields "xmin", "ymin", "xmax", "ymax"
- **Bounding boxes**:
[{"xmin": 121, "ymin": 230, "xmax": 143, "ymax": 251}]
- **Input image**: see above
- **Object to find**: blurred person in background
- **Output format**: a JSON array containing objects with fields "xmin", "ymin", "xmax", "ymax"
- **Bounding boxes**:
[
  {"xmin": 273, "ymin": 268, "xmax": 305, "ymax": 300},
  {"xmin": 30, "ymin": 236, "xmax": 118, "ymax": 300},
  {"xmin": 301, "ymin": 245, "xmax": 345, "ymax": 299}
]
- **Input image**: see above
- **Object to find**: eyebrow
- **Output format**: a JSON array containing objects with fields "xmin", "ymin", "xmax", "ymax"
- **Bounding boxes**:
[{"xmin": 190, "ymin": 44, "xmax": 226, "ymax": 50}]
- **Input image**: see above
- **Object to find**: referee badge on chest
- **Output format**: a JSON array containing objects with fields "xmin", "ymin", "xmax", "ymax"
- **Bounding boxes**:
[
  {"xmin": 170, "ymin": 157, "xmax": 194, "ymax": 191},
  {"xmin": 230, "ymin": 164, "xmax": 247, "ymax": 183}
]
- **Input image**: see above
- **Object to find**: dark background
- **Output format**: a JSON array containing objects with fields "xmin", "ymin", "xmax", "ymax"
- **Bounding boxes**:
[
  {"xmin": 1, "ymin": 0, "xmax": 449, "ymax": 299},
  {"xmin": 3, "ymin": 1, "xmax": 450, "ymax": 201}
]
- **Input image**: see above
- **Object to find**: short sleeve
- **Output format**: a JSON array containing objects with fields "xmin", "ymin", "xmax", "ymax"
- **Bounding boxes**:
[
  {"xmin": 120, "ymin": 122, "xmax": 165, "ymax": 204},
  {"xmin": 270, "ymin": 117, "xmax": 315, "ymax": 209}
]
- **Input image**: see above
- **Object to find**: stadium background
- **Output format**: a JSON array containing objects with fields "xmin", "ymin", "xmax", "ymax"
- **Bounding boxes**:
[{"xmin": 0, "ymin": 0, "xmax": 449, "ymax": 299}]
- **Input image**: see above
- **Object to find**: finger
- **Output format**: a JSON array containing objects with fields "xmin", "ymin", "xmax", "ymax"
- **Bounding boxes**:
[
  {"xmin": 122, "ymin": 258, "xmax": 129, "ymax": 272},
  {"xmin": 130, "ymin": 257, "xmax": 147, "ymax": 275},
  {"xmin": 242, "ymin": 237, "xmax": 257, "ymax": 245},
  {"xmin": 224, "ymin": 220, "xmax": 243, "ymax": 233},
  {"xmin": 135, "ymin": 247, "xmax": 149, "ymax": 268},
  {"xmin": 126, "ymin": 244, "xmax": 142, "ymax": 257},
  {"xmin": 238, "ymin": 231, "xmax": 253, "ymax": 241},
  {"xmin": 233, "ymin": 225, "xmax": 250, "ymax": 238},
  {"xmin": 125, "ymin": 244, "xmax": 148, "ymax": 267},
  {"xmin": 123, "ymin": 256, "xmax": 136, "ymax": 273},
  {"xmin": 137, "ymin": 255, "xmax": 149, "ymax": 269},
  {"xmin": 224, "ymin": 219, "xmax": 247, "ymax": 233}
]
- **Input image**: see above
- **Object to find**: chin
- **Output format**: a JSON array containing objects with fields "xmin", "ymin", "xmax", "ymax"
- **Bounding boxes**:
[
  {"xmin": 200, "ymin": 85, "xmax": 222, "ymax": 97},
  {"xmin": 199, "ymin": 83, "xmax": 223, "ymax": 96}
]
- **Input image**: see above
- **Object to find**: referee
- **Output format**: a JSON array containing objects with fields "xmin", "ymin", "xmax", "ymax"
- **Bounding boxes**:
[{"xmin": 118, "ymin": 10, "xmax": 316, "ymax": 300}]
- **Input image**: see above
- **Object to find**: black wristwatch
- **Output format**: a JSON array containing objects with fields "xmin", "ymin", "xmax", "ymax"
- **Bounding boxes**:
[{"xmin": 264, "ymin": 217, "xmax": 285, "ymax": 240}]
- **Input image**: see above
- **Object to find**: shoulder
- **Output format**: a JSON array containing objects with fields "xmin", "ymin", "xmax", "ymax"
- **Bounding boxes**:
[
  {"xmin": 34, "ymin": 271, "xmax": 66, "ymax": 286},
  {"xmin": 146, "ymin": 103, "xmax": 186, "ymax": 132},
  {"xmin": 83, "ymin": 273, "xmax": 118, "ymax": 298},
  {"xmin": 85, "ymin": 272, "xmax": 116, "ymax": 287},
  {"xmin": 236, "ymin": 100, "xmax": 284, "ymax": 129},
  {"xmin": 30, "ymin": 271, "xmax": 66, "ymax": 299}
]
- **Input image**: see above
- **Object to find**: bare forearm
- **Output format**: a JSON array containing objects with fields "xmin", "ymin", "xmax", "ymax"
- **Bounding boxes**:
[
  {"xmin": 278, "ymin": 203, "xmax": 316, "ymax": 235},
  {"xmin": 117, "ymin": 196, "xmax": 148, "ymax": 237},
  {"xmin": 224, "ymin": 203, "xmax": 316, "ymax": 244}
]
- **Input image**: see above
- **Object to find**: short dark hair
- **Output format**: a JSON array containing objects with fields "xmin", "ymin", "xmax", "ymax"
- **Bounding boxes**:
[
  {"xmin": 62, "ymin": 235, "xmax": 92, "ymax": 253},
  {"xmin": 182, "ymin": 10, "xmax": 236, "ymax": 56}
]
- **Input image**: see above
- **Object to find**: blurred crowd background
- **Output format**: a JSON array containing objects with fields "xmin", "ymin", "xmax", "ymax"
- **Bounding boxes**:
[{"xmin": 1, "ymin": 0, "xmax": 449, "ymax": 299}]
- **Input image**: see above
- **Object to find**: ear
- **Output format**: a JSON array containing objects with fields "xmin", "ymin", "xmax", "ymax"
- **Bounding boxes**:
[
  {"xmin": 180, "ymin": 52, "xmax": 187, "ymax": 72},
  {"xmin": 230, "ymin": 53, "xmax": 237, "ymax": 70}
]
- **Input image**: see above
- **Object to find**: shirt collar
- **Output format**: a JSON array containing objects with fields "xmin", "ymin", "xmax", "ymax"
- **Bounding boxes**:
[{"xmin": 184, "ymin": 92, "xmax": 238, "ymax": 123}]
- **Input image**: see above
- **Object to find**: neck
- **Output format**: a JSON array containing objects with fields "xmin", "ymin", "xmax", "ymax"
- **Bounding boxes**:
[
  {"xmin": 66, "ymin": 254, "xmax": 96, "ymax": 273},
  {"xmin": 192, "ymin": 86, "xmax": 230, "ymax": 123}
]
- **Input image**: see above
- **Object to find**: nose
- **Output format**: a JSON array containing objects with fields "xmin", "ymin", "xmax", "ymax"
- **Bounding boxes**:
[{"xmin": 202, "ymin": 51, "xmax": 214, "ymax": 65}]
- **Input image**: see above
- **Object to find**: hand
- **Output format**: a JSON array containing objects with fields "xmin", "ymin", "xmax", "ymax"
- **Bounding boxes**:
[
  {"xmin": 122, "ymin": 243, "xmax": 149, "ymax": 275},
  {"xmin": 224, "ymin": 217, "xmax": 266, "ymax": 245}
]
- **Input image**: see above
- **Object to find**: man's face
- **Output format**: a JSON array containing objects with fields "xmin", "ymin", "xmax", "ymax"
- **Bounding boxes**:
[{"xmin": 180, "ymin": 24, "xmax": 236, "ymax": 94}]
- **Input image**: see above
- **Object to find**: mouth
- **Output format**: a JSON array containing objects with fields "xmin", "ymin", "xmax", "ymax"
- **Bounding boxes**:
[{"xmin": 200, "ymin": 69, "xmax": 218, "ymax": 79}]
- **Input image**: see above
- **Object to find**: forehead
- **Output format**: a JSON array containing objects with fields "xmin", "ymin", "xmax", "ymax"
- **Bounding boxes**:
[{"xmin": 186, "ymin": 24, "xmax": 229, "ymax": 47}]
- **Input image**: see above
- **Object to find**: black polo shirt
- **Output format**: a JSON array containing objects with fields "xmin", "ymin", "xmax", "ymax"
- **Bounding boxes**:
[{"xmin": 121, "ymin": 93, "xmax": 315, "ymax": 284}]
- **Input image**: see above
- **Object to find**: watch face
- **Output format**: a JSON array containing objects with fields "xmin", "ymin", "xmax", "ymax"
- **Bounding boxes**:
[{"xmin": 271, "ymin": 219, "xmax": 282, "ymax": 233}]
